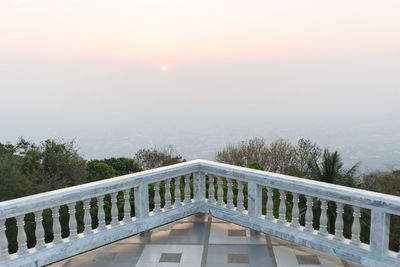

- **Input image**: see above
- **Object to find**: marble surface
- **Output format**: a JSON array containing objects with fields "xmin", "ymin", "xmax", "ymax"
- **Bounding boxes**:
[{"xmin": 48, "ymin": 214, "xmax": 364, "ymax": 267}]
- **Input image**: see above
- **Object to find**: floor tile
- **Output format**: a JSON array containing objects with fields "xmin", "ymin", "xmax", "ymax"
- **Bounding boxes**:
[
  {"xmin": 228, "ymin": 230, "xmax": 247, "ymax": 237},
  {"xmin": 296, "ymin": 255, "xmax": 320, "ymax": 265},
  {"xmin": 228, "ymin": 253, "xmax": 249, "ymax": 263},
  {"xmin": 47, "ymin": 215, "xmax": 365, "ymax": 267},
  {"xmin": 159, "ymin": 253, "xmax": 182, "ymax": 263},
  {"xmin": 207, "ymin": 245, "xmax": 273, "ymax": 267}
]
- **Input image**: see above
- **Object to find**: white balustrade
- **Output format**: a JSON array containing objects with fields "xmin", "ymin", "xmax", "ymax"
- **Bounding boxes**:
[
  {"xmin": 154, "ymin": 182, "xmax": 161, "ymax": 213},
  {"xmin": 208, "ymin": 176, "xmax": 216, "ymax": 204},
  {"xmin": 51, "ymin": 206, "xmax": 63, "ymax": 244},
  {"xmin": 304, "ymin": 195, "xmax": 314, "ymax": 232},
  {"xmin": 97, "ymin": 195, "xmax": 106, "ymax": 230},
  {"xmin": 34, "ymin": 210, "xmax": 46, "ymax": 249},
  {"xmin": 67, "ymin": 202, "xmax": 78, "ymax": 239},
  {"xmin": 350, "ymin": 206, "xmax": 361, "ymax": 246},
  {"xmin": 174, "ymin": 177, "xmax": 182, "ymax": 207},
  {"xmin": 290, "ymin": 193, "xmax": 300, "ymax": 228},
  {"xmin": 123, "ymin": 189, "xmax": 131, "ymax": 223},
  {"xmin": 226, "ymin": 179, "xmax": 234, "ymax": 209},
  {"xmin": 0, "ymin": 219, "xmax": 9, "ymax": 260},
  {"xmin": 83, "ymin": 199, "xmax": 92, "ymax": 235},
  {"xmin": 318, "ymin": 199, "xmax": 329, "ymax": 236},
  {"xmin": 216, "ymin": 177, "xmax": 224, "ymax": 206},
  {"xmin": 184, "ymin": 175, "xmax": 191, "ymax": 204},
  {"xmin": 0, "ymin": 159, "xmax": 399, "ymax": 267},
  {"xmin": 278, "ymin": 190, "xmax": 287, "ymax": 224},
  {"xmin": 164, "ymin": 179, "xmax": 172, "ymax": 210},
  {"xmin": 110, "ymin": 192, "xmax": 119, "ymax": 226},
  {"xmin": 265, "ymin": 187, "xmax": 274, "ymax": 220},
  {"xmin": 334, "ymin": 202, "xmax": 345, "ymax": 241},
  {"xmin": 237, "ymin": 181, "xmax": 245, "ymax": 212},
  {"xmin": 16, "ymin": 215, "xmax": 27, "ymax": 255}
]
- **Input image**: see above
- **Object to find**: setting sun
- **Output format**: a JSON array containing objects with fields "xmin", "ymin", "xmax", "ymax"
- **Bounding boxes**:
[{"xmin": 161, "ymin": 66, "xmax": 167, "ymax": 71}]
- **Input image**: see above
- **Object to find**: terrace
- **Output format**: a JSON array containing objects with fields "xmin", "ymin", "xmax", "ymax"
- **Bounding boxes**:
[{"xmin": 1, "ymin": 160, "xmax": 399, "ymax": 267}]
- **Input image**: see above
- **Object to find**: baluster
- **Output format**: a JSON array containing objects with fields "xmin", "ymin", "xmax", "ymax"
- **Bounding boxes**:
[
  {"xmin": 278, "ymin": 190, "xmax": 287, "ymax": 224},
  {"xmin": 226, "ymin": 178, "xmax": 234, "ymax": 209},
  {"xmin": 33, "ymin": 210, "xmax": 46, "ymax": 249},
  {"xmin": 67, "ymin": 203, "xmax": 78, "ymax": 239},
  {"xmin": 0, "ymin": 219, "xmax": 9, "ymax": 260},
  {"xmin": 304, "ymin": 196, "xmax": 314, "ymax": 232},
  {"xmin": 318, "ymin": 199, "xmax": 329, "ymax": 236},
  {"xmin": 350, "ymin": 206, "xmax": 361, "ymax": 246},
  {"xmin": 174, "ymin": 177, "xmax": 182, "ymax": 207},
  {"xmin": 216, "ymin": 177, "xmax": 224, "ymax": 206},
  {"xmin": 290, "ymin": 193, "xmax": 300, "ymax": 228},
  {"xmin": 208, "ymin": 176, "xmax": 216, "ymax": 204},
  {"xmin": 110, "ymin": 192, "xmax": 119, "ymax": 226},
  {"xmin": 154, "ymin": 182, "xmax": 161, "ymax": 213},
  {"xmin": 266, "ymin": 187, "xmax": 274, "ymax": 220},
  {"xmin": 83, "ymin": 199, "xmax": 92, "ymax": 235},
  {"xmin": 334, "ymin": 202, "xmax": 345, "ymax": 241},
  {"xmin": 16, "ymin": 215, "xmax": 28, "ymax": 255},
  {"xmin": 123, "ymin": 189, "xmax": 131, "ymax": 222},
  {"xmin": 237, "ymin": 181, "xmax": 245, "ymax": 212},
  {"xmin": 184, "ymin": 175, "xmax": 191, "ymax": 204},
  {"xmin": 97, "ymin": 195, "xmax": 106, "ymax": 230},
  {"xmin": 164, "ymin": 179, "xmax": 172, "ymax": 210},
  {"xmin": 52, "ymin": 206, "xmax": 62, "ymax": 244}
]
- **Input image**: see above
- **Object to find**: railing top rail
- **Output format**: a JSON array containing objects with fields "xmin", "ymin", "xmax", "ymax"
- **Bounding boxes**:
[
  {"xmin": 0, "ymin": 160, "xmax": 201, "ymax": 219},
  {"xmin": 198, "ymin": 159, "xmax": 400, "ymax": 214}
]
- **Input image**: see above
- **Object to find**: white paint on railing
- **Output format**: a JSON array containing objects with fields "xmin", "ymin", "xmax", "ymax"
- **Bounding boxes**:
[
  {"xmin": 334, "ymin": 202, "xmax": 345, "ymax": 241},
  {"xmin": 1, "ymin": 159, "xmax": 400, "ymax": 267},
  {"xmin": 34, "ymin": 210, "xmax": 46, "ymax": 249},
  {"xmin": 318, "ymin": 199, "xmax": 329, "ymax": 236},
  {"xmin": 67, "ymin": 202, "xmax": 78, "ymax": 239}
]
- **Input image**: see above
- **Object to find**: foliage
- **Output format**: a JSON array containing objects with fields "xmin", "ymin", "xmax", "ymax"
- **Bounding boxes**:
[
  {"xmin": 86, "ymin": 158, "xmax": 141, "ymax": 182},
  {"xmin": 248, "ymin": 161, "xmax": 264, "ymax": 170},
  {"xmin": 307, "ymin": 149, "xmax": 359, "ymax": 186},
  {"xmin": 216, "ymin": 137, "xmax": 321, "ymax": 177},
  {"xmin": 135, "ymin": 146, "xmax": 185, "ymax": 170}
]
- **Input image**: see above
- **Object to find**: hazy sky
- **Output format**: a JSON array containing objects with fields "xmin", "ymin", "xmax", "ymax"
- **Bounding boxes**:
[{"xmin": 1, "ymin": 1, "xmax": 399, "ymax": 169}]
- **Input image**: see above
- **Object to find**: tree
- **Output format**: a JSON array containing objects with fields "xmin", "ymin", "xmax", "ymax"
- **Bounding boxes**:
[
  {"xmin": 216, "ymin": 137, "xmax": 321, "ymax": 176},
  {"xmin": 102, "ymin": 157, "xmax": 141, "ymax": 175},
  {"xmin": 307, "ymin": 149, "xmax": 359, "ymax": 186},
  {"xmin": 294, "ymin": 138, "xmax": 321, "ymax": 176},
  {"xmin": 86, "ymin": 157, "xmax": 141, "ymax": 182},
  {"xmin": 135, "ymin": 146, "xmax": 185, "ymax": 170},
  {"xmin": 86, "ymin": 161, "xmax": 118, "ymax": 182},
  {"xmin": 216, "ymin": 137, "xmax": 269, "ymax": 168},
  {"xmin": 266, "ymin": 139, "xmax": 296, "ymax": 173}
]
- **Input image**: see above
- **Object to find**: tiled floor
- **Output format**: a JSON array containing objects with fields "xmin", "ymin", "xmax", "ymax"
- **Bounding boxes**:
[{"xmin": 48, "ymin": 214, "xmax": 365, "ymax": 267}]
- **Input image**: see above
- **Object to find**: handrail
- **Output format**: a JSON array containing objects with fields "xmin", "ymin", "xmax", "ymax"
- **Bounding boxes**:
[
  {"xmin": 0, "ymin": 160, "xmax": 200, "ymax": 219},
  {"xmin": 0, "ymin": 159, "xmax": 399, "ymax": 267},
  {"xmin": 198, "ymin": 160, "xmax": 400, "ymax": 214}
]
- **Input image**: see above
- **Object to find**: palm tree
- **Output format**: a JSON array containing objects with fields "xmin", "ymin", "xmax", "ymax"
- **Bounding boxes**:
[
  {"xmin": 307, "ymin": 149, "xmax": 359, "ymax": 186},
  {"xmin": 301, "ymin": 149, "xmax": 369, "ymax": 240}
]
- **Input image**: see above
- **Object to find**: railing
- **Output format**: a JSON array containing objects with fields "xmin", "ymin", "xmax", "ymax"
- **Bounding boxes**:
[{"xmin": 0, "ymin": 160, "xmax": 400, "ymax": 267}]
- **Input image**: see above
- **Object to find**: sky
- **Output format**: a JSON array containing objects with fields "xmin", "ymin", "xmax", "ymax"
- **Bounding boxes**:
[{"xmin": 1, "ymin": 0, "xmax": 400, "ymax": 170}]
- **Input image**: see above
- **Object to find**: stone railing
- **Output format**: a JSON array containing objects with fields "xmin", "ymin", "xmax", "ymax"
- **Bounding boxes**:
[{"xmin": 0, "ymin": 160, "xmax": 399, "ymax": 267}]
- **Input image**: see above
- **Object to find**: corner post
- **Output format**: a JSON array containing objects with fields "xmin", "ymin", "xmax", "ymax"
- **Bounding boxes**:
[
  {"xmin": 370, "ymin": 208, "xmax": 390, "ymax": 257},
  {"xmin": 134, "ymin": 183, "xmax": 149, "ymax": 219},
  {"xmin": 194, "ymin": 172, "xmax": 206, "ymax": 202}
]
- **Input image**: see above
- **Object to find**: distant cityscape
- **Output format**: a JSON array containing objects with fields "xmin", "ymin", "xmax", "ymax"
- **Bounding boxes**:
[{"xmin": 70, "ymin": 122, "xmax": 400, "ymax": 172}]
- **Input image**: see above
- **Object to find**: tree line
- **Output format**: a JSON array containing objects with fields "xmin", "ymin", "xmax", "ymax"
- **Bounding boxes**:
[{"xmin": 0, "ymin": 137, "xmax": 399, "ymax": 252}]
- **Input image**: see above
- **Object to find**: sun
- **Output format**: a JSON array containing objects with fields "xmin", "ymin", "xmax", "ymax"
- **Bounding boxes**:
[{"xmin": 161, "ymin": 66, "xmax": 167, "ymax": 71}]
